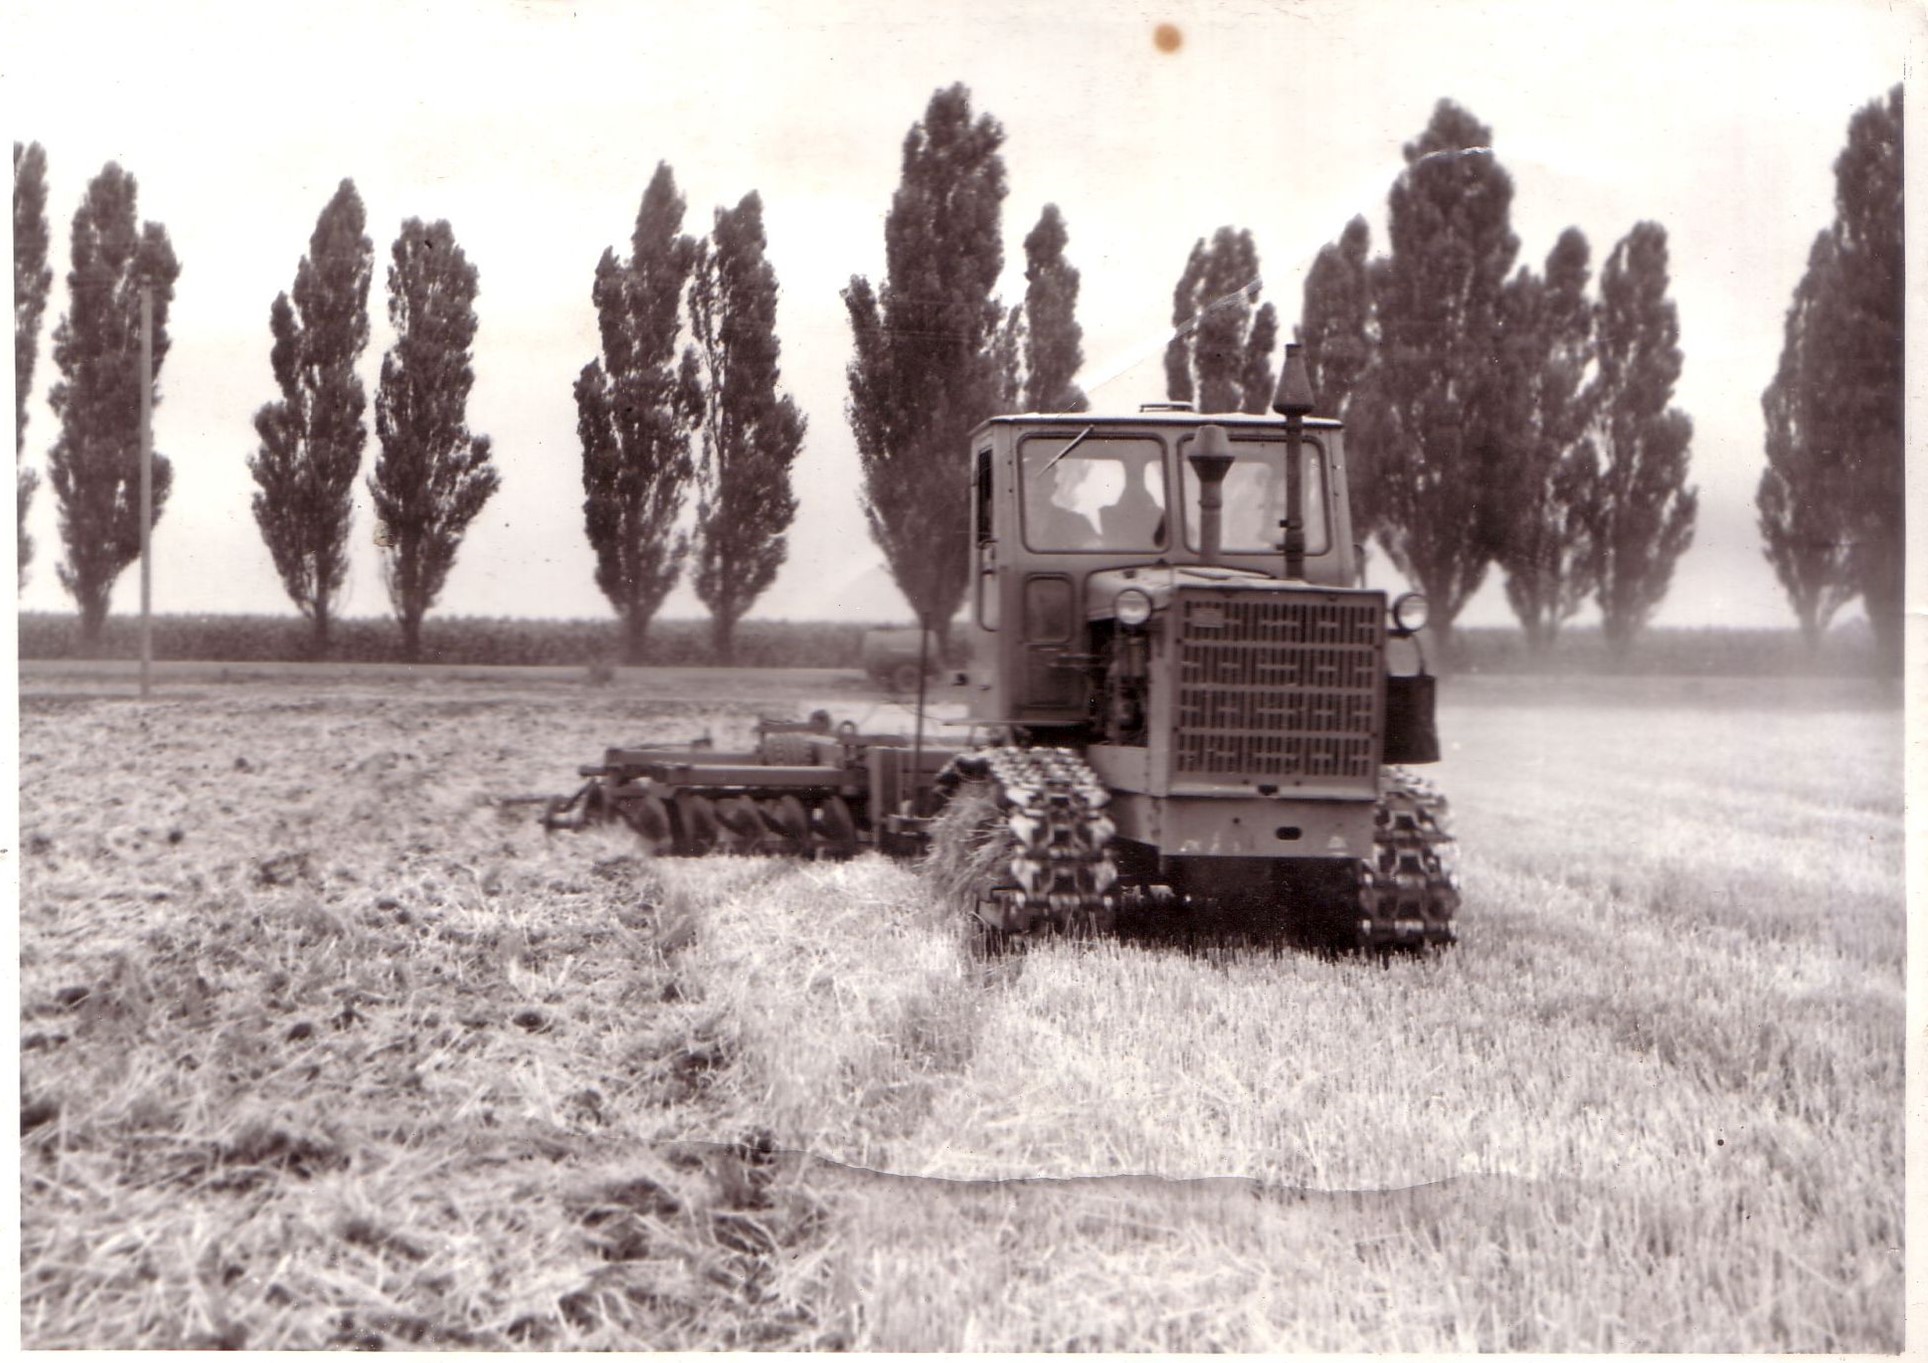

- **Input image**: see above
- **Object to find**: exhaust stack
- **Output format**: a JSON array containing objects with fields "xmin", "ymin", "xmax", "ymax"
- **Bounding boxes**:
[
  {"xmin": 1272, "ymin": 342, "xmax": 1315, "ymax": 580},
  {"xmin": 1188, "ymin": 424, "xmax": 1235, "ymax": 566}
]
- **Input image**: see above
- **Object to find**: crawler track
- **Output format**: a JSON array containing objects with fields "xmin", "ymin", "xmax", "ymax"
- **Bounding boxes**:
[
  {"xmin": 925, "ymin": 753, "xmax": 1459, "ymax": 951},
  {"xmin": 1356, "ymin": 768, "xmax": 1460, "ymax": 947},
  {"xmin": 930, "ymin": 747, "xmax": 1121, "ymax": 938}
]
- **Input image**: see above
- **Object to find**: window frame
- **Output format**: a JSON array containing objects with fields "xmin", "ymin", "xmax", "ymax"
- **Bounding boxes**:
[
  {"xmin": 1174, "ymin": 432, "xmax": 1334, "ymax": 558},
  {"xmin": 1016, "ymin": 433, "xmax": 1171, "ymax": 554}
]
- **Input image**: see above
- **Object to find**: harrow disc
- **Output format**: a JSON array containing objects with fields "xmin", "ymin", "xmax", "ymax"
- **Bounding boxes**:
[
  {"xmin": 815, "ymin": 795, "xmax": 858, "ymax": 859},
  {"xmin": 672, "ymin": 791, "xmax": 720, "ymax": 855},
  {"xmin": 716, "ymin": 795, "xmax": 765, "ymax": 852},
  {"xmin": 760, "ymin": 794, "xmax": 811, "ymax": 851},
  {"xmin": 617, "ymin": 790, "xmax": 674, "ymax": 854}
]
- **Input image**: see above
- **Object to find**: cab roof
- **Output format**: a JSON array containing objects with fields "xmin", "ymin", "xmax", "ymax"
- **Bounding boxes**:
[{"xmin": 973, "ymin": 408, "xmax": 1343, "ymax": 438}]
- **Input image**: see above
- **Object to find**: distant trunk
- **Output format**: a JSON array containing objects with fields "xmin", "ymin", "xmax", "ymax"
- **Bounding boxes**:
[
  {"xmin": 311, "ymin": 588, "xmax": 334, "ymax": 660},
  {"xmin": 710, "ymin": 608, "xmax": 739, "ymax": 667},
  {"xmin": 1795, "ymin": 607, "xmax": 1823, "ymax": 654},
  {"xmin": 1600, "ymin": 613, "xmax": 1638, "ymax": 662},
  {"xmin": 1428, "ymin": 613, "xmax": 1458, "ymax": 674},
  {"xmin": 622, "ymin": 604, "xmax": 651, "ymax": 666},
  {"xmin": 399, "ymin": 607, "xmax": 423, "ymax": 663},
  {"xmin": 1528, "ymin": 610, "xmax": 1572, "ymax": 656},
  {"xmin": 75, "ymin": 588, "xmax": 110, "ymax": 657},
  {"xmin": 389, "ymin": 531, "xmax": 428, "ymax": 663}
]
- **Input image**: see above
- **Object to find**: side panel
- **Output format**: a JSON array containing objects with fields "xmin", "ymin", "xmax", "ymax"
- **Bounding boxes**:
[{"xmin": 1083, "ymin": 743, "xmax": 1152, "ymax": 793}]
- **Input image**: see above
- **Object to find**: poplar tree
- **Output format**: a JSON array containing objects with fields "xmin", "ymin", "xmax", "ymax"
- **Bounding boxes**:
[
  {"xmin": 46, "ymin": 162, "xmax": 181, "ymax": 646},
  {"xmin": 1754, "ymin": 88, "xmax": 1902, "ymax": 663},
  {"xmin": 1295, "ymin": 214, "xmax": 1378, "ymax": 536},
  {"xmin": 1363, "ymin": 100, "xmax": 1519, "ymax": 659},
  {"xmin": 1586, "ymin": 222, "xmax": 1696, "ymax": 654},
  {"xmin": 689, "ymin": 191, "xmax": 805, "ymax": 665},
  {"xmin": 1020, "ymin": 204, "xmax": 1087, "ymax": 413},
  {"xmin": 1756, "ymin": 232, "xmax": 1857, "ymax": 648},
  {"xmin": 1815, "ymin": 87, "xmax": 1903, "ymax": 665},
  {"xmin": 369, "ymin": 217, "xmax": 499, "ymax": 661},
  {"xmin": 1163, "ymin": 226, "xmax": 1276, "ymax": 413},
  {"xmin": 844, "ymin": 84, "xmax": 1008, "ymax": 646},
  {"xmin": 249, "ymin": 179, "xmax": 373, "ymax": 655},
  {"xmin": 1495, "ymin": 228, "xmax": 1598, "ymax": 650},
  {"xmin": 577, "ymin": 162, "xmax": 703, "ymax": 663},
  {"xmin": 989, "ymin": 303, "xmax": 1025, "ymax": 413},
  {"xmin": 15, "ymin": 141, "xmax": 51, "ymax": 585}
]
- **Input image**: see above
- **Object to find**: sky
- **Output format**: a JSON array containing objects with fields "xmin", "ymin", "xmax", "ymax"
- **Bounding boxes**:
[{"xmin": 6, "ymin": 0, "xmax": 1919, "ymax": 631}]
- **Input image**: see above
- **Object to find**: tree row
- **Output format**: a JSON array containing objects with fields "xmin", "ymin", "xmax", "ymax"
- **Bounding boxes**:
[{"xmin": 12, "ymin": 84, "xmax": 1902, "ymax": 666}]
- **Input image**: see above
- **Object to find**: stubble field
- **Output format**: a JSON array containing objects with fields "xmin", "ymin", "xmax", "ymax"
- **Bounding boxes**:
[{"xmin": 15, "ymin": 663, "xmax": 1906, "ymax": 1350}]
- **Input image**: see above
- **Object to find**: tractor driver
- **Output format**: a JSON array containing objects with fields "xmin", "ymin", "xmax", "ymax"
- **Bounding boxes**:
[
  {"xmin": 1028, "ymin": 455, "xmax": 1101, "ymax": 549},
  {"xmin": 1098, "ymin": 454, "xmax": 1166, "ymax": 548}
]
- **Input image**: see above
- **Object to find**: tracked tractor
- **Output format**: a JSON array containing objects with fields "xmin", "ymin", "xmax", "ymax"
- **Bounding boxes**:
[{"xmin": 543, "ymin": 345, "xmax": 1459, "ymax": 948}]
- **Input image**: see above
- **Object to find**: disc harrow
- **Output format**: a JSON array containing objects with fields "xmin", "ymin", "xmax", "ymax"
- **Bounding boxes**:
[{"xmin": 543, "ymin": 749, "xmax": 867, "ymax": 861}]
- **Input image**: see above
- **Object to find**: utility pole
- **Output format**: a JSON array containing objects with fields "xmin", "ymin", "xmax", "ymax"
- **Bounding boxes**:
[{"xmin": 139, "ymin": 286, "xmax": 153, "ymax": 700}]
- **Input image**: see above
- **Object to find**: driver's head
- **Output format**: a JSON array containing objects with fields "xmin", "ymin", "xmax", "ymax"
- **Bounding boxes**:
[{"xmin": 1045, "ymin": 456, "xmax": 1081, "ymax": 503}]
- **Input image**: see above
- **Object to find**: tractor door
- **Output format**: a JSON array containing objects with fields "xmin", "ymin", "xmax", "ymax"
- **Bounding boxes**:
[{"xmin": 1020, "ymin": 573, "xmax": 1081, "ymax": 712}]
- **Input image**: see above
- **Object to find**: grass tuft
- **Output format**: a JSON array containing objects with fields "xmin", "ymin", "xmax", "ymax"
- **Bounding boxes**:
[{"xmin": 920, "ymin": 778, "xmax": 1008, "ymax": 927}]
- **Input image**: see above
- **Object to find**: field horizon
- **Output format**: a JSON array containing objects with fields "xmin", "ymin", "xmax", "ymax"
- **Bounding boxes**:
[{"xmin": 16, "ymin": 608, "xmax": 1892, "ymax": 677}]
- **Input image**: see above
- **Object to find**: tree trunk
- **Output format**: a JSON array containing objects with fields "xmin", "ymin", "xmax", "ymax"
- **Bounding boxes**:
[
  {"xmin": 710, "ymin": 609, "xmax": 737, "ymax": 667},
  {"xmin": 622, "ymin": 605, "xmax": 650, "ymax": 666},
  {"xmin": 1601, "ymin": 612, "xmax": 1637, "ymax": 662},
  {"xmin": 400, "ymin": 608, "xmax": 423, "ymax": 663},
  {"xmin": 1796, "ymin": 608, "xmax": 1822, "ymax": 654},
  {"xmin": 76, "ymin": 588, "xmax": 110, "ymax": 657},
  {"xmin": 312, "ymin": 591, "xmax": 333, "ymax": 661},
  {"xmin": 1430, "ymin": 615, "xmax": 1457, "ymax": 673}
]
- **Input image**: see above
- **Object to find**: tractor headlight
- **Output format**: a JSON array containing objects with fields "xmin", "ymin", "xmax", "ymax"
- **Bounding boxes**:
[
  {"xmin": 1115, "ymin": 588, "xmax": 1154, "ymax": 629},
  {"xmin": 1391, "ymin": 592, "xmax": 1429, "ymax": 635}
]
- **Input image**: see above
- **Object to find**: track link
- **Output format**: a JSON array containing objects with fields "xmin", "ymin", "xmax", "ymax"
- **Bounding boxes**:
[
  {"xmin": 931, "ymin": 746, "xmax": 1120, "ymax": 938},
  {"xmin": 1356, "ymin": 767, "xmax": 1460, "ymax": 946}
]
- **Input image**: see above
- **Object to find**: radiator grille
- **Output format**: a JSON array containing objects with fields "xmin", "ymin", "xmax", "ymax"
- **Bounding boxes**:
[{"xmin": 1172, "ymin": 591, "xmax": 1383, "ymax": 784}]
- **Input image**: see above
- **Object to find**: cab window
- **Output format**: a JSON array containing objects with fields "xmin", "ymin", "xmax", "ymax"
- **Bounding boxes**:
[
  {"xmin": 1020, "ymin": 434, "xmax": 1167, "ymax": 552},
  {"xmin": 1178, "ymin": 436, "xmax": 1330, "ymax": 555},
  {"xmin": 974, "ymin": 447, "xmax": 994, "ymax": 545}
]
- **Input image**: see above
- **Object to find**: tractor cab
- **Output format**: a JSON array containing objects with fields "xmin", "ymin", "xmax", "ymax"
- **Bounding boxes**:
[{"xmin": 963, "ymin": 405, "xmax": 1363, "ymax": 728}]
